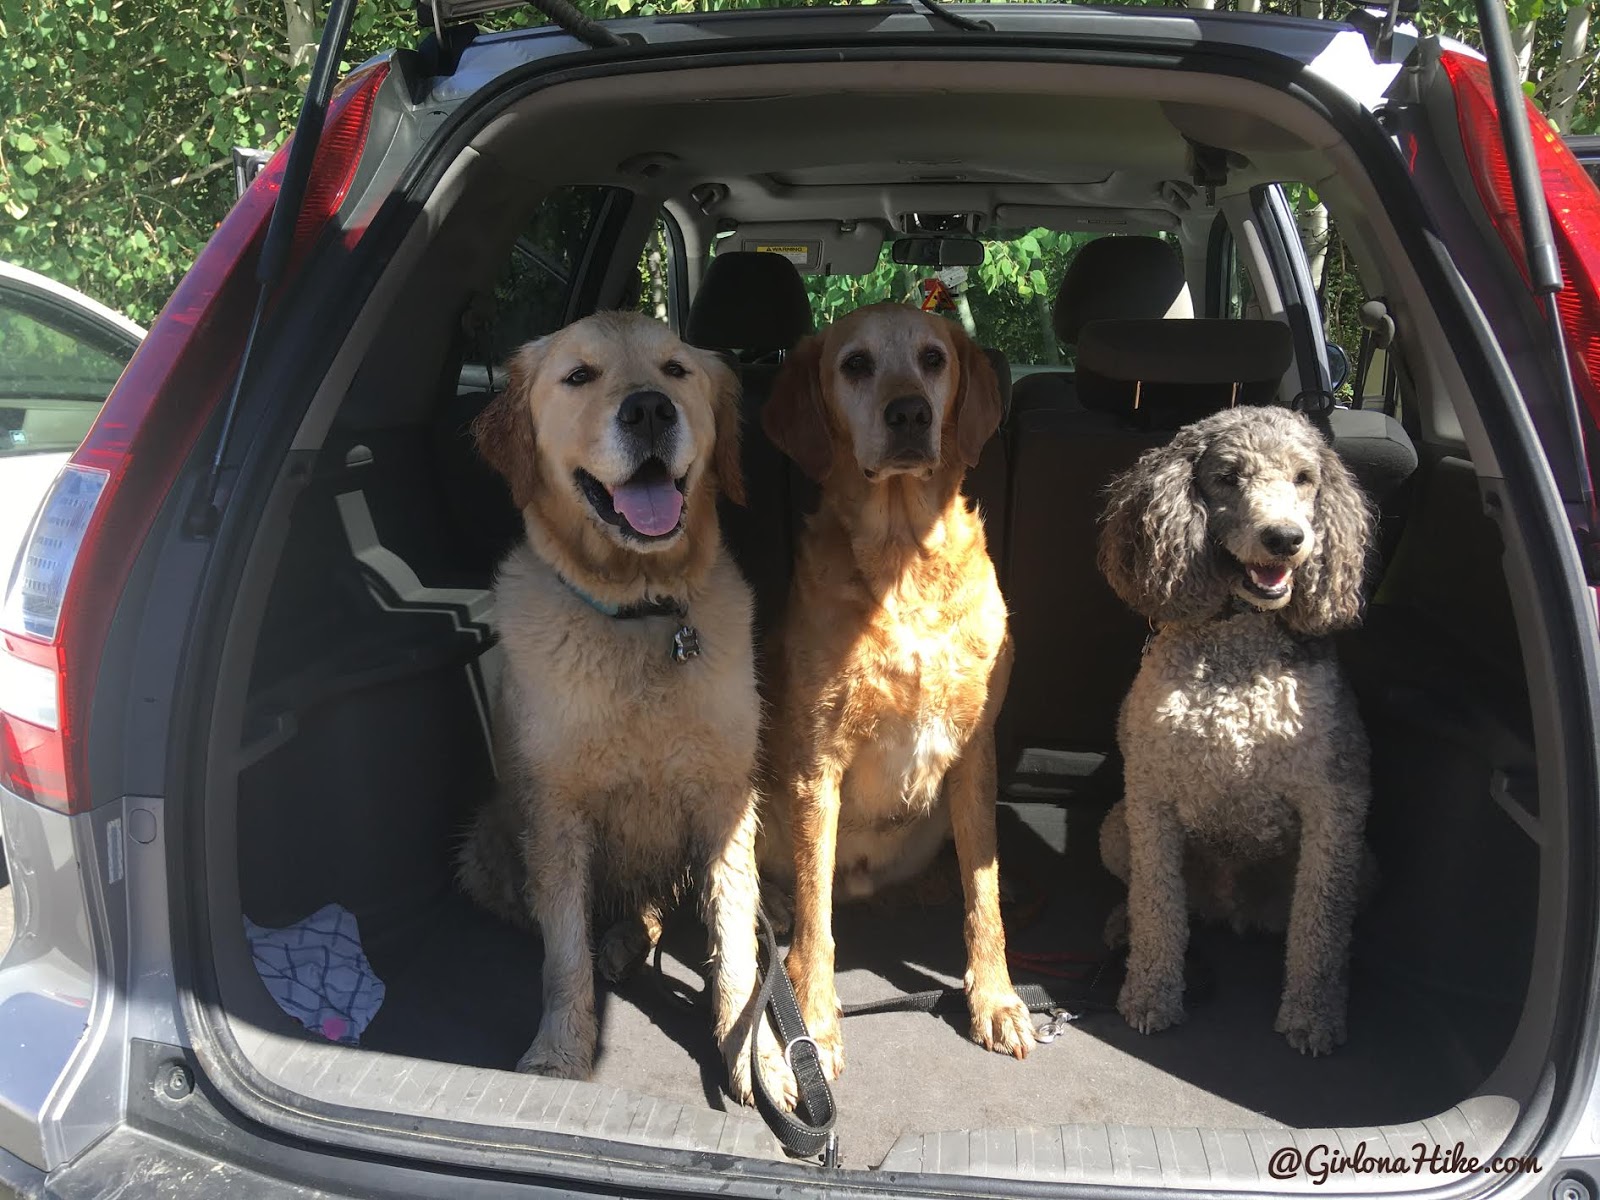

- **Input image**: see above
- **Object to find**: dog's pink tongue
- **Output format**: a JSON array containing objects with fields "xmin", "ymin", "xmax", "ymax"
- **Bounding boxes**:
[
  {"xmin": 1250, "ymin": 563, "xmax": 1290, "ymax": 588},
  {"xmin": 611, "ymin": 476, "xmax": 683, "ymax": 536}
]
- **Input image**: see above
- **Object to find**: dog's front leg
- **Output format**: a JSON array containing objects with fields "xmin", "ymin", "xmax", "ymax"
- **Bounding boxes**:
[
  {"xmin": 519, "ymin": 807, "xmax": 597, "ymax": 1079},
  {"xmin": 947, "ymin": 725, "xmax": 1034, "ymax": 1059},
  {"xmin": 698, "ymin": 794, "xmax": 796, "ymax": 1110},
  {"xmin": 1119, "ymin": 784, "xmax": 1188, "ymax": 1035},
  {"xmin": 785, "ymin": 760, "xmax": 847, "ymax": 1081},
  {"xmin": 1276, "ymin": 780, "xmax": 1367, "ymax": 1055}
]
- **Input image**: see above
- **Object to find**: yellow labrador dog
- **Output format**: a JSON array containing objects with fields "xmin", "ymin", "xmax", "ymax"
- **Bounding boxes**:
[
  {"xmin": 759, "ymin": 303, "xmax": 1033, "ymax": 1080},
  {"xmin": 458, "ymin": 311, "xmax": 791, "ymax": 1108}
]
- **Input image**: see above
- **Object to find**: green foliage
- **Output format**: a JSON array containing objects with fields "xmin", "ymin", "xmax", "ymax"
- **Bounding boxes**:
[
  {"xmin": 803, "ymin": 229, "xmax": 1086, "ymax": 365},
  {"xmin": 1, "ymin": 0, "xmax": 1595, "ymax": 330}
]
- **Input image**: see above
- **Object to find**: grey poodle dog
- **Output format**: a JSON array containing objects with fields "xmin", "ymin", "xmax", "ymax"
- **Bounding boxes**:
[{"xmin": 1096, "ymin": 405, "xmax": 1377, "ymax": 1055}]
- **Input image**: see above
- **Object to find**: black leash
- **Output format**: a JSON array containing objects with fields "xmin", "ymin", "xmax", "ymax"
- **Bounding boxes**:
[
  {"xmin": 648, "ymin": 911, "xmax": 1212, "ymax": 1167},
  {"xmin": 750, "ymin": 907, "xmax": 840, "ymax": 1166}
]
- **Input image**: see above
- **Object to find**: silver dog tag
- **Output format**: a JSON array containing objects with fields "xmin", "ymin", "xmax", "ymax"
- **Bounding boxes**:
[{"xmin": 672, "ymin": 624, "xmax": 701, "ymax": 664}]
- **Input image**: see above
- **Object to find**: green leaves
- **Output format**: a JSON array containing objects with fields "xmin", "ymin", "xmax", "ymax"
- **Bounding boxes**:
[{"xmin": 3, "ymin": 0, "xmax": 1597, "ymax": 326}]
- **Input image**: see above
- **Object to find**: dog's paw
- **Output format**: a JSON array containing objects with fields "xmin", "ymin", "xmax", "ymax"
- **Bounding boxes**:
[
  {"xmin": 515, "ymin": 1033, "xmax": 592, "ymax": 1079},
  {"xmin": 1275, "ymin": 993, "xmax": 1347, "ymax": 1056},
  {"xmin": 1102, "ymin": 902, "xmax": 1129, "ymax": 949},
  {"xmin": 968, "ymin": 989, "xmax": 1035, "ymax": 1059},
  {"xmin": 729, "ymin": 1045, "xmax": 799, "ymax": 1111},
  {"xmin": 723, "ymin": 1018, "xmax": 798, "ymax": 1110},
  {"xmin": 1117, "ymin": 969, "xmax": 1186, "ymax": 1036},
  {"xmin": 797, "ymin": 1012, "xmax": 846, "ymax": 1082},
  {"xmin": 596, "ymin": 918, "xmax": 653, "ymax": 984}
]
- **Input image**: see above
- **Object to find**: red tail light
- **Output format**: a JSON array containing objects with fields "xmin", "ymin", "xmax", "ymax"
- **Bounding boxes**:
[
  {"xmin": 0, "ymin": 62, "xmax": 388, "ymax": 813},
  {"xmin": 1441, "ymin": 50, "xmax": 1600, "ymax": 428}
]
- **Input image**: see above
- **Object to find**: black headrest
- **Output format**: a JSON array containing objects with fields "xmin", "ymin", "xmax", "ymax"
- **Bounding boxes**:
[
  {"xmin": 686, "ymin": 252, "xmax": 814, "ymax": 356},
  {"xmin": 1075, "ymin": 318, "xmax": 1294, "ymax": 430},
  {"xmin": 1052, "ymin": 236, "xmax": 1191, "ymax": 345},
  {"xmin": 980, "ymin": 346, "xmax": 1013, "ymax": 425}
]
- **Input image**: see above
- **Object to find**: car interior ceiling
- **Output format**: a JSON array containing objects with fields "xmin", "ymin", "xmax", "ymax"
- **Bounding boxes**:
[{"xmin": 211, "ymin": 68, "xmax": 1547, "ymax": 1170}]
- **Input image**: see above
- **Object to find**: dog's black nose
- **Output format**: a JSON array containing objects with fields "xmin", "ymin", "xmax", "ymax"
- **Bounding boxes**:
[
  {"xmin": 617, "ymin": 390, "xmax": 677, "ymax": 443},
  {"xmin": 1260, "ymin": 524, "xmax": 1306, "ymax": 557},
  {"xmin": 884, "ymin": 395, "xmax": 932, "ymax": 431}
]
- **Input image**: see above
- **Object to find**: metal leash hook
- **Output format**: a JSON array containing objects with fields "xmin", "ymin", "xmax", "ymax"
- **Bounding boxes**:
[{"xmin": 1033, "ymin": 1008, "xmax": 1079, "ymax": 1044}]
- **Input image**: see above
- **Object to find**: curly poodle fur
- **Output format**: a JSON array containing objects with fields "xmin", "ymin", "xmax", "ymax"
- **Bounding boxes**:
[{"xmin": 1096, "ymin": 406, "xmax": 1377, "ymax": 1055}]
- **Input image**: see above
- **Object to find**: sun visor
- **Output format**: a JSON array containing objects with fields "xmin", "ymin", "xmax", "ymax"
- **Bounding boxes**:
[{"xmin": 725, "ymin": 222, "xmax": 885, "ymax": 275}]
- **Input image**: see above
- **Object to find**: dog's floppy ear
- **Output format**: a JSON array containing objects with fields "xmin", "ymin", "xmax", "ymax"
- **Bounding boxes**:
[
  {"xmin": 1098, "ymin": 422, "xmax": 1219, "ymax": 622},
  {"xmin": 703, "ymin": 349, "xmax": 747, "ymax": 506},
  {"xmin": 1285, "ymin": 441, "xmax": 1374, "ymax": 636},
  {"xmin": 473, "ymin": 338, "xmax": 545, "ymax": 509},
  {"xmin": 953, "ymin": 331, "xmax": 1003, "ymax": 469},
  {"xmin": 763, "ymin": 334, "xmax": 833, "ymax": 482}
]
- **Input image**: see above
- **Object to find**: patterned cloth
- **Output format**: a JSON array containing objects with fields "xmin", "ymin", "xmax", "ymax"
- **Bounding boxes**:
[{"xmin": 244, "ymin": 904, "xmax": 385, "ymax": 1044}]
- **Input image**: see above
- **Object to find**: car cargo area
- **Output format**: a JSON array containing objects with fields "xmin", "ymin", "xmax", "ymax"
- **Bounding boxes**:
[{"xmin": 199, "ymin": 57, "xmax": 1551, "ymax": 1184}]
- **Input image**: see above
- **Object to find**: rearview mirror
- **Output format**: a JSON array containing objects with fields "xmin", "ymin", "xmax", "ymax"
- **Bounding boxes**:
[{"xmin": 890, "ymin": 236, "xmax": 985, "ymax": 268}]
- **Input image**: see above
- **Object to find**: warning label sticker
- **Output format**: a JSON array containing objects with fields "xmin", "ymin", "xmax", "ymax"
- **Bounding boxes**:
[{"xmin": 749, "ymin": 243, "xmax": 814, "ymax": 266}]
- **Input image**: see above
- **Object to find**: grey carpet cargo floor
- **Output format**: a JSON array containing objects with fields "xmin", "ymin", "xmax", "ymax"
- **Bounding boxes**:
[{"xmin": 351, "ymin": 800, "xmax": 1499, "ymax": 1168}]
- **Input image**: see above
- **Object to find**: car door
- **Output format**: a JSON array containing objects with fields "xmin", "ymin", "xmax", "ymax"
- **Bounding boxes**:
[{"xmin": 0, "ymin": 264, "xmax": 144, "ymax": 589}]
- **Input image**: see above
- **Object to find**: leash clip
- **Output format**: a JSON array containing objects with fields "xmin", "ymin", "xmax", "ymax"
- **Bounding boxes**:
[
  {"xmin": 1034, "ymin": 1007, "xmax": 1078, "ymax": 1044},
  {"xmin": 822, "ymin": 1131, "xmax": 841, "ymax": 1169}
]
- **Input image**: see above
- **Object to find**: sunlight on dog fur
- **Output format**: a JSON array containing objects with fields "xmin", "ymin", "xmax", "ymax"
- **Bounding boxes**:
[{"xmin": 756, "ymin": 303, "xmax": 1034, "ymax": 1080}]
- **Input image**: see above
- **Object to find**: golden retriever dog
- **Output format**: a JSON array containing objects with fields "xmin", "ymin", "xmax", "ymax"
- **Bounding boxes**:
[
  {"xmin": 758, "ymin": 302, "xmax": 1034, "ymax": 1079},
  {"xmin": 457, "ymin": 311, "xmax": 792, "ymax": 1108}
]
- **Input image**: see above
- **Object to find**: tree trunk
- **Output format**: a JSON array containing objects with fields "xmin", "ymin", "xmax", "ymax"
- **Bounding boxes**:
[
  {"xmin": 1033, "ymin": 291, "xmax": 1061, "ymax": 364},
  {"xmin": 954, "ymin": 293, "xmax": 979, "ymax": 340},
  {"xmin": 284, "ymin": 0, "xmax": 319, "ymax": 70},
  {"xmin": 1550, "ymin": 2, "xmax": 1593, "ymax": 134},
  {"xmin": 1186, "ymin": 0, "xmax": 1217, "ymax": 9},
  {"xmin": 646, "ymin": 236, "xmax": 668, "ymax": 322},
  {"xmin": 1297, "ymin": 0, "xmax": 1321, "ymax": 17},
  {"xmin": 1511, "ymin": 19, "xmax": 1538, "ymax": 82},
  {"xmin": 1236, "ymin": 0, "xmax": 1261, "ymax": 12},
  {"xmin": 1299, "ymin": 202, "xmax": 1330, "ymax": 295}
]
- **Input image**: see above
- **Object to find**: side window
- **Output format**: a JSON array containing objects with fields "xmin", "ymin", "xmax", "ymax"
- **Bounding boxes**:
[
  {"xmin": 0, "ymin": 286, "xmax": 135, "ymax": 458},
  {"xmin": 462, "ymin": 185, "xmax": 615, "ymax": 371},
  {"xmin": 1207, "ymin": 216, "xmax": 1259, "ymax": 321},
  {"xmin": 1296, "ymin": 198, "xmax": 1399, "ymax": 415},
  {"xmin": 636, "ymin": 210, "xmax": 684, "ymax": 329}
]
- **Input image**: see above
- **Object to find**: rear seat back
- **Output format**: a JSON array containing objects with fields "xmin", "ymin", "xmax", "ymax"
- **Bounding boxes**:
[
  {"xmin": 1002, "ymin": 318, "xmax": 1293, "ymax": 760},
  {"xmin": 1011, "ymin": 235, "xmax": 1194, "ymax": 421},
  {"xmin": 686, "ymin": 252, "xmax": 815, "ymax": 637},
  {"xmin": 1075, "ymin": 318, "xmax": 1290, "ymax": 425}
]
